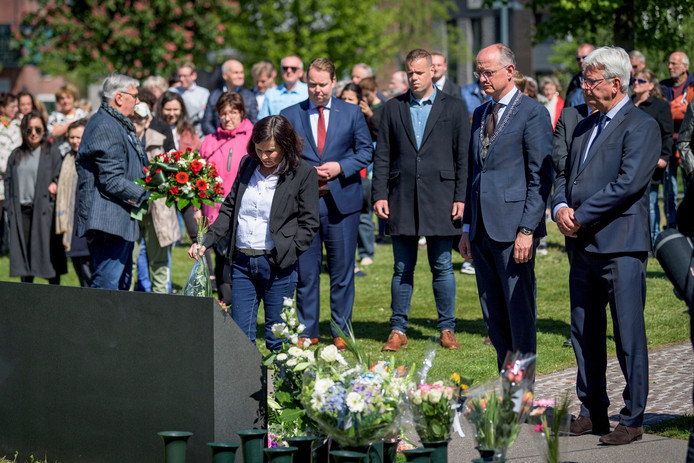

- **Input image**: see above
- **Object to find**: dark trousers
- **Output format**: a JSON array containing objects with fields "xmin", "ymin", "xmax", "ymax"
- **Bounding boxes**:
[
  {"xmin": 471, "ymin": 221, "xmax": 538, "ymax": 371},
  {"xmin": 687, "ymin": 299, "xmax": 694, "ymax": 463},
  {"xmin": 570, "ymin": 247, "xmax": 649, "ymax": 427},
  {"xmin": 71, "ymin": 256, "xmax": 93, "ymax": 287},
  {"xmin": 296, "ymin": 193, "xmax": 359, "ymax": 338}
]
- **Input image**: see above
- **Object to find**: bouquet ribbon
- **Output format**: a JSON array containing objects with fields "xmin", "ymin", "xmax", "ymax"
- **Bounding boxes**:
[{"xmin": 148, "ymin": 161, "xmax": 179, "ymax": 187}]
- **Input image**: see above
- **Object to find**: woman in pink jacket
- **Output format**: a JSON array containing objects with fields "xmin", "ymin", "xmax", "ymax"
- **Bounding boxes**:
[{"xmin": 199, "ymin": 91, "xmax": 253, "ymax": 303}]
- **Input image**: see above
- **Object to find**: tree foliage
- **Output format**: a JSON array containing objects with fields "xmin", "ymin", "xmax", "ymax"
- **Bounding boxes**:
[
  {"xmin": 528, "ymin": 0, "xmax": 694, "ymax": 52},
  {"xmin": 16, "ymin": 0, "xmax": 241, "ymax": 80}
]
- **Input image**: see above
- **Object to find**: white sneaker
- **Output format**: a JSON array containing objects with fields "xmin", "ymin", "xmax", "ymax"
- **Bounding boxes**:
[
  {"xmin": 360, "ymin": 257, "xmax": 374, "ymax": 266},
  {"xmin": 460, "ymin": 261, "xmax": 476, "ymax": 275}
]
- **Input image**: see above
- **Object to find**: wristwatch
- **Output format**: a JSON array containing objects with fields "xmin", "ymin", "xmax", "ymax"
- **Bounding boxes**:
[{"xmin": 519, "ymin": 226, "xmax": 534, "ymax": 236}]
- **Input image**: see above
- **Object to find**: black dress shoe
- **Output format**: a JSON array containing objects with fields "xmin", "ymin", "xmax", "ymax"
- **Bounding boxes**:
[
  {"xmin": 563, "ymin": 339, "xmax": 573, "ymax": 347},
  {"xmin": 569, "ymin": 415, "xmax": 610, "ymax": 436},
  {"xmin": 599, "ymin": 424, "xmax": 643, "ymax": 445}
]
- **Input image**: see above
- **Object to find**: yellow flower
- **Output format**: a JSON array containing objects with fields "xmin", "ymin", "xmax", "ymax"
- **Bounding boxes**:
[{"xmin": 450, "ymin": 373, "xmax": 461, "ymax": 383}]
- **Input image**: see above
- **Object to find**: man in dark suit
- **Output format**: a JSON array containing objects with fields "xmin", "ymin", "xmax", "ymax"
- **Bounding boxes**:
[
  {"xmin": 373, "ymin": 48, "xmax": 470, "ymax": 352},
  {"xmin": 76, "ymin": 74, "xmax": 149, "ymax": 290},
  {"xmin": 553, "ymin": 47, "xmax": 661, "ymax": 445},
  {"xmin": 281, "ymin": 58, "xmax": 373, "ymax": 351},
  {"xmin": 431, "ymin": 52, "xmax": 462, "ymax": 101},
  {"xmin": 459, "ymin": 44, "xmax": 553, "ymax": 369},
  {"xmin": 202, "ymin": 59, "xmax": 258, "ymax": 134}
]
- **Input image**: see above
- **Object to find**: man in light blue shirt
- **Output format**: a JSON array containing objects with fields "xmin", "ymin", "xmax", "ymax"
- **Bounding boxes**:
[{"xmin": 258, "ymin": 55, "xmax": 308, "ymax": 119}]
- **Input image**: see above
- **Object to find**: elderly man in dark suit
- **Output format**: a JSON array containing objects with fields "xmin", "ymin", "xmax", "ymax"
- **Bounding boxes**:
[
  {"xmin": 281, "ymin": 58, "xmax": 373, "ymax": 351},
  {"xmin": 76, "ymin": 74, "xmax": 149, "ymax": 290},
  {"xmin": 373, "ymin": 48, "xmax": 470, "ymax": 352},
  {"xmin": 459, "ymin": 44, "xmax": 553, "ymax": 369},
  {"xmin": 553, "ymin": 47, "xmax": 660, "ymax": 445}
]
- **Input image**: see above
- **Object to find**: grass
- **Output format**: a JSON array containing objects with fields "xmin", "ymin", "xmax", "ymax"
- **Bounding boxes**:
[{"xmin": 647, "ymin": 415, "xmax": 693, "ymax": 440}]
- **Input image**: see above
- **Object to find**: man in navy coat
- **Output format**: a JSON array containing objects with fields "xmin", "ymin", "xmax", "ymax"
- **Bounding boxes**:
[
  {"xmin": 553, "ymin": 47, "xmax": 660, "ymax": 445},
  {"xmin": 76, "ymin": 74, "xmax": 149, "ymax": 290},
  {"xmin": 281, "ymin": 58, "xmax": 373, "ymax": 350},
  {"xmin": 459, "ymin": 44, "xmax": 553, "ymax": 369},
  {"xmin": 373, "ymin": 48, "xmax": 470, "ymax": 352}
]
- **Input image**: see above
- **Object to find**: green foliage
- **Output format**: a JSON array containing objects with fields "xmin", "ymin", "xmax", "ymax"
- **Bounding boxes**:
[
  {"xmin": 528, "ymin": 0, "xmax": 694, "ymax": 51},
  {"xmin": 646, "ymin": 415, "xmax": 693, "ymax": 440},
  {"xmin": 16, "ymin": 0, "xmax": 241, "ymax": 80}
]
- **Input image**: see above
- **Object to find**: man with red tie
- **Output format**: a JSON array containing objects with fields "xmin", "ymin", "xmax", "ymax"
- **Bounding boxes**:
[{"xmin": 281, "ymin": 58, "xmax": 373, "ymax": 350}]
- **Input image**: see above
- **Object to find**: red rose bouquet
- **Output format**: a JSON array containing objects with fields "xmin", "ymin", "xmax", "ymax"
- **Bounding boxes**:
[{"xmin": 136, "ymin": 148, "xmax": 225, "ymax": 210}]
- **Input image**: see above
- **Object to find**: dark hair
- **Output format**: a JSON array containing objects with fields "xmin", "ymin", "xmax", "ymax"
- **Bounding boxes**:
[
  {"xmin": 67, "ymin": 117, "xmax": 89, "ymax": 133},
  {"xmin": 16, "ymin": 110, "xmax": 48, "ymax": 161},
  {"xmin": 137, "ymin": 87, "xmax": 157, "ymax": 109},
  {"xmin": 155, "ymin": 91, "xmax": 190, "ymax": 131},
  {"xmin": 406, "ymin": 49, "xmax": 432, "ymax": 66},
  {"xmin": 358, "ymin": 77, "xmax": 377, "ymax": 93},
  {"xmin": 0, "ymin": 92, "xmax": 17, "ymax": 108},
  {"xmin": 247, "ymin": 115, "xmax": 303, "ymax": 175},
  {"xmin": 341, "ymin": 83, "xmax": 363, "ymax": 101},
  {"xmin": 215, "ymin": 91, "xmax": 246, "ymax": 121}
]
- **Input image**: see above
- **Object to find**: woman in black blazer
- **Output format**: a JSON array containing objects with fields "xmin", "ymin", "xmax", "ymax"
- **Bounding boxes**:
[
  {"xmin": 190, "ymin": 115, "xmax": 319, "ymax": 351},
  {"xmin": 632, "ymin": 69, "xmax": 674, "ymax": 245}
]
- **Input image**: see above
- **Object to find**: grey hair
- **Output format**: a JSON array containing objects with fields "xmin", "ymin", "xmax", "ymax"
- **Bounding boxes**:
[
  {"xmin": 281, "ymin": 55, "xmax": 303, "ymax": 69},
  {"xmin": 496, "ymin": 44, "xmax": 516, "ymax": 67},
  {"xmin": 539, "ymin": 74, "xmax": 560, "ymax": 90},
  {"xmin": 628, "ymin": 50, "xmax": 645, "ymax": 64},
  {"xmin": 583, "ymin": 46, "xmax": 631, "ymax": 93},
  {"xmin": 353, "ymin": 63, "xmax": 374, "ymax": 76},
  {"xmin": 102, "ymin": 74, "xmax": 139, "ymax": 102}
]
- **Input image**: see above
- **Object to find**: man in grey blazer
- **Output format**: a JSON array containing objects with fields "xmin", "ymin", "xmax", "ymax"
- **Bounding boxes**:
[
  {"xmin": 76, "ymin": 74, "xmax": 149, "ymax": 290},
  {"xmin": 459, "ymin": 44, "xmax": 553, "ymax": 369},
  {"xmin": 553, "ymin": 47, "xmax": 660, "ymax": 445},
  {"xmin": 373, "ymin": 48, "xmax": 470, "ymax": 352}
]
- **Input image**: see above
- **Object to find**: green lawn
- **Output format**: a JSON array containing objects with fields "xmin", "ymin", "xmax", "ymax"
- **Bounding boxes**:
[{"xmin": 0, "ymin": 223, "xmax": 688, "ymax": 385}]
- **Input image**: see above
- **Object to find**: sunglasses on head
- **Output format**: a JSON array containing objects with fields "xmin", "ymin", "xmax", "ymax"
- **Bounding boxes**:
[
  {"xmin": 26, "ymin": 127, "xmax": 43, "ymax": 135},
  {"xmin": 282, "ymin": 66, "xmax": 299, "ymax": 72}
]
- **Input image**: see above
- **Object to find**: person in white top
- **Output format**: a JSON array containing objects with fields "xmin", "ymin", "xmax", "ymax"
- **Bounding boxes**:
[
  {"xmin": 169, "ymin": 62, "xmax": 210, "ymax": 136},
  {"xmin": 191, "ymin": 115, "xmax": 319, "ymax": 351}
]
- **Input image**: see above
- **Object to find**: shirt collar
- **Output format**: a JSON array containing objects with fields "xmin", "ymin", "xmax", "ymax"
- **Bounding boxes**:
[
  {"xmin": 495, "ymin": 85, "xmax": 518, "ymax": 106},
  {"xmin": 603, "ymin": 94, "xmax": 629, "ymax": 120},
  {"xmin": 409, "ymin": 86, "xmax": 437, "ymax": 105},
  {"xmin": 309, "ymin": 97, "xmax": 332, "ymax": 111}
]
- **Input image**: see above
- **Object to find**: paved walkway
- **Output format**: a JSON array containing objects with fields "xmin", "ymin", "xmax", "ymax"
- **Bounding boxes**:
[{"xmin": 448, "ymin": 342, "xmax": 693, "ymax": 462}]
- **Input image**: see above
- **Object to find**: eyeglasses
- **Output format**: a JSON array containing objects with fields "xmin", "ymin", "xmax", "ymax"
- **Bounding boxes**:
[
  {"xmin": 576, "ymin": 55, "xmax": 589, "ymax": 62},
  {"xmin": 218, "ymin": 110, "xmax": 241, "ymax": 119},
  {"xmin": 632, "ymin": 78, "xmax": 648, "ymax": 84},
  {"xmin": 120, "ymin": 91, "xmax": 139, "ymax": 100},
  {"xmin": 25, "ymin": 127, "xmax": 43, "ymax": 135},
  {"xmin": 580, "ymin": 76, "xmax": 610, "ymax": 89},
  {"xmin": 473, "ymin": 67, "xmax": 505, "ymax": 80},
  {"xmin": 282, "ymin": 66, "xmax": 299, "ymax": 73}
]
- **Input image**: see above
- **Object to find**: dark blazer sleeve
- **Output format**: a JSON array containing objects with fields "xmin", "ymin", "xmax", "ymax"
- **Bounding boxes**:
[
  {"xmin": 371, "ymin": 100, "xmax": 395, "ymax": 203},
  {"xmin": 453, "ymin": 100, "xmax": 471, "ymax": 203},
  {"xmin": 337, "ymin": 104, "xmax": 373, "ymax": 178},
  {"xmin": 287, "ymin": 163, "xmax": 319, "ymax": 258},
  {"xmin": 520, "ymin": 101, "xmax": 554, "ymax": 231},
  {"xmin": 552, "ymin": 107, "xmax": 574, "ymax": 175},
  {"xmin": 677, "ymin": 101, "xmax": 694, "ymax": 173},
  {"xmin": 202, "ymin": 90, "xmax": 221, "ymax": 136}
]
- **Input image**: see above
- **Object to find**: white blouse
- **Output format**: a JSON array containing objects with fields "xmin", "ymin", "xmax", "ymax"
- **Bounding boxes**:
[{"xmin": 235, "ymin": 167, "xmax": 279, "ymax": 250}]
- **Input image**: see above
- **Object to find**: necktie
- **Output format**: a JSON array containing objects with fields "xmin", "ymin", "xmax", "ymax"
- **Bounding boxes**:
[
  {"xmin": 317, "ymin": 106, "xmax": 326, "ymax": 157},
  {"xmin": 582, "ymin": 114, "xmax": 608, "ymax": 165},
  {"xmin": 485, "ymin": 102, "xmax": 502, "ymax": 139}
]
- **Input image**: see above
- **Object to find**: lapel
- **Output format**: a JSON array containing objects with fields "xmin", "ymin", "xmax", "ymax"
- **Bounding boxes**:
[
  {"xmin": 420, "ymin": 90, "xmax": 445, "ymax": 149},
  {"xmin": 299, "ymin": 100, "xmax": 320, "ymax": 160},
  {"xmin": 323, "ymin": 97, "xmax": 341, "ymax": 158},
  {"xmin": 270, "ymin": 167, "xmax": 293, "ymax": 219},
  {"xmin": 236, "ymin": 158, "xmax": 256, "ymax": 213},
  {"xmin": 577, "ymin": 101, "xmax": 631, "ymax": 175},
  {"xmin": 396, "ymin": 92, "xmax": 418, "ymax": 149},
  {"xmin": 479, "ymin": 90, "xmax": 522, "ymax": 164},
  {"xmin": 127, "ymin": 132, "xmax": 147, "ymax": 166}
]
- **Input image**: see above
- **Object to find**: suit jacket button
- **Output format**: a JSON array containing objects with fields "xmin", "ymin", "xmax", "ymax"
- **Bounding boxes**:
[
  {"xmin": 482, "ymin": 169, "xmax": 486, "ymax": 173},
  {"xmin": 573, "ymin": 180, "xmax": 578, "ymax": 185}
]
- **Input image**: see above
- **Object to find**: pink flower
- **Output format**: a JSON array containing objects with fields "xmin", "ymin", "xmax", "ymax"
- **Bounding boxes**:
[{"xmin": 535, "ymin": 423, "xmax": 544, "ymax": 433}]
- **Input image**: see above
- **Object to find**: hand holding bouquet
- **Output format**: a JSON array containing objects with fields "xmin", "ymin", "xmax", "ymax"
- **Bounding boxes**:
[{"xmin": 136, "ymin": 148, "xmax": 225, "ymax": 210}]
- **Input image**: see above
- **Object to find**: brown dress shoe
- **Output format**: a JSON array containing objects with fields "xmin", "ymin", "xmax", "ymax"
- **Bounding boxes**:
[
  {"xmin": 298, "ymin": 337, "xmax": 319, "ymax": 348},
  {"xmin": 440, "ymin": 329, "xmax": 460, "ymax": 349},
  {"xmin": 569, "ymin": 415, "xmax": 610, "ymax": 436},
  {"xmin": 599, "ymin": 424, "xmax": 643, "ymax": 445},
  {"xmin": 382, "ymin": 330, "xmax": 408, "ymax": 352},
  {"xmin": 333, "ymin": 337, "xmax": 348, "ymax": 352}
]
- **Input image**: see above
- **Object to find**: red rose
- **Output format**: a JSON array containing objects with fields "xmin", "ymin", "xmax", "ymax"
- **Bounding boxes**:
[
  {"xmin": 199, "ymin": 191, "xmax": 206, "ymax": 198},
  {"xmin": 143, "ymin": 166, "xmax": 149, "ymax": 173},
  {"xmin": 195, "ymin": 179, "xmax": 208, "ymax": 191},
  {"xmin": 176, "ymin": 172, "xmax": 189, "ymax": 184},
  {"xmin": 174, "ymin": 152, "xmax": 181, "ymax": 161},
  {"xmin": 190, "ymin": 159, "xmax": 203, "ymax": 174},
  {"xmin": 145, "ymin": 177, "xmax": 151, "ymax": 183},
  {"xmin": 170, "ymin": 186, "xmax": 179, "ymax": 195}
]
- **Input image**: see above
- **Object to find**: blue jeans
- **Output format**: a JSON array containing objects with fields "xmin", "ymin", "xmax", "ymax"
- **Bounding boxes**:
[
  {"xmin": 230, "ymin": 253, "xmax": 295, "ymax": 351},
  {"xmin": 389, "ymin": 235, "xmax": 456, "ymax": 333},
  {"xmin": 649, "ymin": 183, "xmax": 662, "ymax": 245},
  {"xmin": 87, "ymin": 231, "xmax": 134, "ymax": 290}
]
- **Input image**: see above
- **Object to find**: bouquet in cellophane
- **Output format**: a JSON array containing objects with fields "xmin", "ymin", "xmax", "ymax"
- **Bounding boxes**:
[
  {"xmin": 182, "ymin": 218, "xmax": 213, "ymax": 297},
  {"xmin": 300, "ymin": 324, "xmax": 409, "ymax": 446},
  {"xmin": 462, "ymin": 352, "xmax": 536, "ymax": 461},
  {"xmin": 136, "ymin": 148, "xmax": 225, "ymax": 210},
  {"xmin": 528, "ymin": 392, "xmax": 571, "ymax": 463}
]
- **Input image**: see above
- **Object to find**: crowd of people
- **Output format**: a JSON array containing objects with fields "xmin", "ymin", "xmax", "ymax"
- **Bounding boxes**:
[{"xmin": 1, "ymin": 43, "xmax": 693, "ymax": 448}]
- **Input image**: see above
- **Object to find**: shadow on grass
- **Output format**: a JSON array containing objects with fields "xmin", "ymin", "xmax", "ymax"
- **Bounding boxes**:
[{"xmin": 647, "ymin": 270, "xmax": 667, "ymax": 279}]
